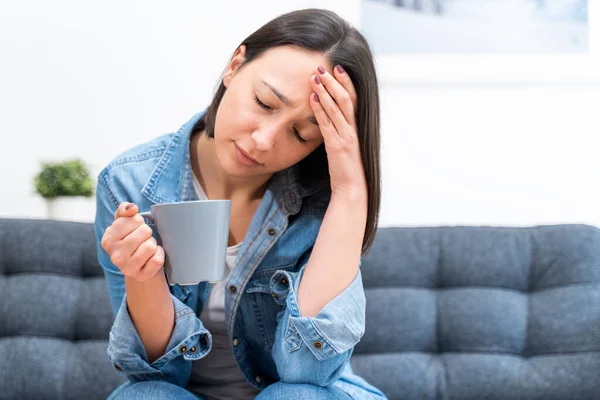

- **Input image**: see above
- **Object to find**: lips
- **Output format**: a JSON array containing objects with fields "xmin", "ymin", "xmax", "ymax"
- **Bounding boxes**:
[{"xmin": 235, "ymin": 143, "xmax": 261, "ymax": 166}]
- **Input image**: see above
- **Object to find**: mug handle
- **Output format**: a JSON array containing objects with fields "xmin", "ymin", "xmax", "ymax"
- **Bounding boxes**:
[{"xmin": 139, "ymin": 211, "xmax": 155, "ymax": 224}]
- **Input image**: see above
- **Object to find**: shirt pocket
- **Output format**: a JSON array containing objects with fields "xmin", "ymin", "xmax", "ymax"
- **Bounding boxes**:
[{"xmin": 244, "ymin": 263, "xmax": 297, "ymax": 352}]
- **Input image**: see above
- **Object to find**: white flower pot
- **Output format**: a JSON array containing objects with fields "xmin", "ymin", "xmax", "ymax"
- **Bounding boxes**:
[{"xmin": 46, "ymin": 196, "xmax": 96, "ymax": 223}]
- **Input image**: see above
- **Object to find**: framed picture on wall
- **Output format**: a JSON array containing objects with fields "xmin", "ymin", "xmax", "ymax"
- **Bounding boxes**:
[{"xmin": 348, "ymin": 0, "xmax": 599, "ymax": 84}]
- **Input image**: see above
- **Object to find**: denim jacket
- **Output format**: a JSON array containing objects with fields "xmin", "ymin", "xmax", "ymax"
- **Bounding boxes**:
[{"xmin": 94, "ymin": 111, "xmax": 387, "ymax": 398}]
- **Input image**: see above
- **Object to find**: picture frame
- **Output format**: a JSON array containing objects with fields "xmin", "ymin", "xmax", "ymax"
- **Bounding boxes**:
[{"xmin": 316, "ymin": 0, "xmax": 599, "ymax": 84}]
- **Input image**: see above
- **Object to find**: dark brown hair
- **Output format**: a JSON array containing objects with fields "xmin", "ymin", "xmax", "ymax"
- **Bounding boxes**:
[{"xmin": 194, "ymin": 8, "xmax": 380, "ymax": 254}]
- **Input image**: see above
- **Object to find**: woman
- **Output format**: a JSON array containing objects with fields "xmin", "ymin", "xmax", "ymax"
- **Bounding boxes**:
[{"xmin": 96, "ymin": 8, "xmax": 386, "ymax": 399}]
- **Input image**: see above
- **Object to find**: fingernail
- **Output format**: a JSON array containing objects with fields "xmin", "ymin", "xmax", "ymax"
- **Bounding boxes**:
[
  {"xmin": 313, "ymin": 93, "xmax": 319, "ymax": 102},
  {"xmin": 125, "ymin": 203, "xmax": 134, "ymax": 210},
  {"xmin": 317, "ymin": 65, "xmax": 326, "ymax": 75},
  {"xmin": 335, "ymin": 65, "xmax": 345, "ymax": 74},
  {"xmin": 314, "ymin": 75, "xmax": 321, "ymax": 85}
]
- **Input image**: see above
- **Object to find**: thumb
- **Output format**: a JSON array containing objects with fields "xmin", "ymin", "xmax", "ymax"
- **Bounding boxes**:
[
  {"xmin": 123, "ymin": 202, "xmax": 139, "ymax": 215},
  {"xmin": 114, "ymin": 202, "xmax": 139, "ymax": 220}
]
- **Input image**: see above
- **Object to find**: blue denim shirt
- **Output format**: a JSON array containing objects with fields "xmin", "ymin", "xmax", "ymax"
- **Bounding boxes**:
[{"xmin": 94, "ymin": 111, "xmax": 386, "ymax": 398}]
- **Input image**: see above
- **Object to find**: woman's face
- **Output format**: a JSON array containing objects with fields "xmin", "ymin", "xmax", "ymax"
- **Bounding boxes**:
[{"xmin": 213, "ymin": 45, "xmax": 327, "ymax": 178}]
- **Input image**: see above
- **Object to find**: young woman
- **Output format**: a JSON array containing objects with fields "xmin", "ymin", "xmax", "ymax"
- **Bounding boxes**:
[{"xmin": 95, "ymin": 8, "xmax": 386, "ymax": 399}]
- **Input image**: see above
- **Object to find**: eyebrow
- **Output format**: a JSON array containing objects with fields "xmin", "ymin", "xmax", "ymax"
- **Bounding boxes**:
[{"xmin": 261, "ymin": 80, "xmax": 319, "ymax": 126}]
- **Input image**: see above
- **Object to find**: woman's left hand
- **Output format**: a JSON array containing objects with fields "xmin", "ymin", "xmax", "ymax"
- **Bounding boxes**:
[{"xmin": 309, "ymin": 64, "xmax": 367, "ymax": 201}]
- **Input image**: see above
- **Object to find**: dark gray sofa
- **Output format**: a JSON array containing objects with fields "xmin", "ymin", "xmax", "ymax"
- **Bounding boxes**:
[{"xmin": 1, "ymin": 218, "xmax": 599, "ymax": 399}]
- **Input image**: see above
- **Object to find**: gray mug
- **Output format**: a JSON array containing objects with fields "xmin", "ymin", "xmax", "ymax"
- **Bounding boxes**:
[{"xmin": 139, "ymin": 200, "xmax": 231, "ymax": 286}]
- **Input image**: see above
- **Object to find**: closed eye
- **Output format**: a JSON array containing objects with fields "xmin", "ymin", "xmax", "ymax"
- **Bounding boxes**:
[
  {"xmin": 254, "ymin": 96, "xmax": 272, "ymax": 110},
  {"xmin": 293, "ymin": 127, "xmax": 307, "ymax": 144}
]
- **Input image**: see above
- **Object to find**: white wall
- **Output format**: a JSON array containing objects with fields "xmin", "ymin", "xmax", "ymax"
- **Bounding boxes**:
[
  {"xmin": 0, "ymin": 0, "xmax": 598, "ymax": 228},
  {"xmin": 379, "ymin": 82, "xmax": 600, "ymax": 227}
]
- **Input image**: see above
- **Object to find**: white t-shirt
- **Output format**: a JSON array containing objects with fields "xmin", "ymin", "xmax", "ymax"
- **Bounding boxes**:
[{"xmin": 187, "ymin": 171, "xmax": 260, "ymax": 399}]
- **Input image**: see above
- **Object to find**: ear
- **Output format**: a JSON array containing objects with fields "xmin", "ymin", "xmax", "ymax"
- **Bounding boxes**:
[{"xmin": 223, "ymin": 45, "xmax": 246, "ymax": 88}]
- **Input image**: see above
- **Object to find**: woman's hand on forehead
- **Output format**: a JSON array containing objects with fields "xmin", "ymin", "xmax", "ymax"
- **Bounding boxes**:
[{"xmin": 309, "ymin": 64, "xmax": 366, "ymax": 200}]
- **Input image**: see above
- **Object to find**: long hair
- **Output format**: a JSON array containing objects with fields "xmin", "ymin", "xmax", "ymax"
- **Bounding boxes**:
[{"xmin": 194, "ymin": 9, "xmax": 381, "ymax": 253}]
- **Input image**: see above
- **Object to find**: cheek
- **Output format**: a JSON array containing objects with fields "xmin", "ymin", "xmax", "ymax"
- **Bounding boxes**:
[
  {"xmin": 223, "ymin": 91, "xmax": 259, "ymax": 130},
  {"xmin": 216, "ymin": 95, "xmax": 257, "ymax": 137},
  {"xmin": 239, "ymin": 109, "xmax": 259, "ymax": 130}
]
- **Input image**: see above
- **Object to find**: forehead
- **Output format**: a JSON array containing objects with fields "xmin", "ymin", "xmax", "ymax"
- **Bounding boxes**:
[{"xmin": 249, "ymin": 46, "xmax": 329, "ymax": 91}]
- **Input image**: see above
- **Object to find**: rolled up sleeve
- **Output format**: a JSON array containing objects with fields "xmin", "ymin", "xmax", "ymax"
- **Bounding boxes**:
[
  {"xmin": 269, "ymin": 261, "xmax": 366, "ymax": 386},
  {"xmin": 107, "ymin": 293, "xmax": 211, "ymax": 386}
]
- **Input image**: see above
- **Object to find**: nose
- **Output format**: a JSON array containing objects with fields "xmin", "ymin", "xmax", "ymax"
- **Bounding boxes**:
[{"xmin": 250, "ymin": 123, "xmax": 280, "ymax": 152}]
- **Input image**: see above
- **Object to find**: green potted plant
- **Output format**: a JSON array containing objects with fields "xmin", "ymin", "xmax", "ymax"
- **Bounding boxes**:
[{"xmin": 34, "ymin": 159, "xmax": 95, "ymax": 221}]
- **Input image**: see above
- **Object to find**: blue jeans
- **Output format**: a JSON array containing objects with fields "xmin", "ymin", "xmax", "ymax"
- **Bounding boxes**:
[{"xmin": 108, "ymin": 381, "xmax": 352, "ymax": 399}]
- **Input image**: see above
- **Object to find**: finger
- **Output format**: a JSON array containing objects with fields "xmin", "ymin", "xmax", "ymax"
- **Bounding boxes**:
[
  {"xmin": 114, "ymin": 202, "xmax": 138, "ymax": 221},
  {"xmin": 310, "ymin": 91, "xmax": 341, "ymax": 146},
  {"xmin": 110, "ymin": 213, "xmax": 146, "ymax": 241},
  {"xmin": 333, "ymin": 64, "xmax": 358, "ymax": 118},
  {"xmin": 139, "ymin": 245, "xmax": 165, "ymax": 282},
  {"xmin": 310, "ymin": 74, "xmax": 348, "ymax": 137},
  {"xmin": 113, "ymin": 202, "xmax": 128, "ymax": 220},
  {"xmin": 108, "ymin": 222, "xmax": 154, "ymax": 269},
  {"xmin": 120, "ymin": 223, "xmax": 155, "ymax": 258},
  {"xmin": 101, "ymin": 213, "xmax": 144, "ymax": 253},
  {"xmin": 129, "ymin": 237, "xmax": 159, "ymax": 274},
  {"xmin": 315, "ymin": 65, "xmax": 357, "ymax": 128}
]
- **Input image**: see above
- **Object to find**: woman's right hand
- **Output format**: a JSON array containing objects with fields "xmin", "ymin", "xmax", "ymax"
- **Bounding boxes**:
[{"xmin": 101, "ymin": 202, "xmax": 165, "ymax": 282}]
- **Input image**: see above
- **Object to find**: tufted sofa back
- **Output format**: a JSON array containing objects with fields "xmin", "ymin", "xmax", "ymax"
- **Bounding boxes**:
[
  {"xmin": 1, "ymin": 219, "xmax": 599, "ymax": 399},
  {"xmin": 353, "ymin": 225, "xmax": 600, "ymax": 399}
]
